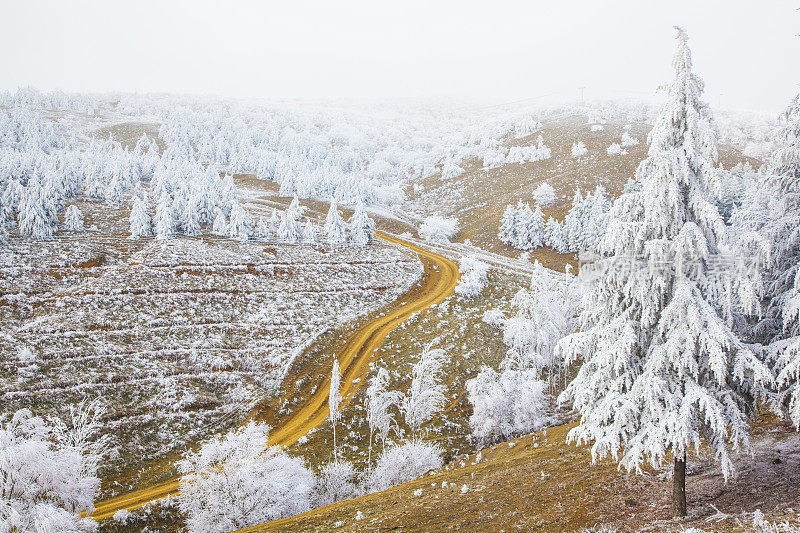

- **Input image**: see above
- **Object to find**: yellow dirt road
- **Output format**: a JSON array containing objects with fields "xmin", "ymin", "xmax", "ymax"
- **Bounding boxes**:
[{"xmin": 88, "ymin": 232, "xmax": 458, "ymax": 521}]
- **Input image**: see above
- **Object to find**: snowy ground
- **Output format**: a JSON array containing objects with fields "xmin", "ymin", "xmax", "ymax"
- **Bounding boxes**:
[{"xmin": 0, "ymin": 198, "xmax": 422, "ymax": 489}]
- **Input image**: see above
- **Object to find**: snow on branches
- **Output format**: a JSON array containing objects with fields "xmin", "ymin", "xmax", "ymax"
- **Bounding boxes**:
[
  {"xmin": 455, "ymin": 254, "xmax": 489, "ymax": 298},
  {"xmin": 557, "ymin": 28, "xmax": 772, "ymax": 498},
  {"xmin": 0, "ymin": 400, "xmax": 108, "ymax": 533},
  {"xmin": 419, "ymin": 215, "xmax": 459, "ymax": 243},
  {"xmin": 402, "ymin": 347, "xmax": 447, "ymax": 436},
  {"xmin": 177, "ymin": 422, "xmax": 315, "ymax": 533}
]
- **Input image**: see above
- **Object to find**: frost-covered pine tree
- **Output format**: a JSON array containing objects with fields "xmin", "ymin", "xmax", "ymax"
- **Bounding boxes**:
[
  {"xmin": 563, "ymin": 188, "xmax": 584, "ymax": 252},
  {"xmin": 129, "ymin": 196, "xmax": 152, "ymax": 239},
  {"xmin": 498, "ymin": 204, "xmax": 519, "ymax": 247},
  {"xmin": 227, "ymin": 201, "xmax": 252, "ymax": 242},
  {"xmin": 154, "ymin": 193, "xmax": 176, "ymax": 240},
  {"xmin": 402, "ymin": 347, "xmax": 446, "ymax": 435},
  {"xmin": 557, "ymin": 27, "xmax": 772, "ymax": 517},
  {"xmin": 277, "ymin": 207, "xmax": 301, "ymax": 243},
  {"xmin": 324, "ymin": 199, "xmax": 348, "ymax": 244},
  {"xmin": 545, "ymin": 216, "xmax": 567, "ymax": 253},
  {"xmin": 526, "ymin": 204, "xmax": 546, "ymax": 249},
  {"xmin": 18, "ymin": 184, "xmax": 54, "ymax": 241},
  {"xmin": 349, "ymin": 200, "xmax": 375, "ymax": 247},
  {"xmin": 365, "ymin": 367, "xmax": 403, "ymax": 465},
  {"xmin": 212, "ymin": 207, "xmax": 227, "ymax": 236},
  {"xmin": 747, "ymin": 95, "xmax": 800, "ymax": 427},
  {"xmin": 301, "ymin": 219, "xmax": 316, "ymax": 244},
  {"xmin": 64, "ymin": 204, "xmax": 84, "ymax": 231},
  {"xmin": 182, "ymin": 197, "xmax": 202, "ymax": 237},
  {"xmin": 329, "ymin": 357, "xmax": 342, "ymax": 459},
  {"xmin": 571, "ymin": 140, "xmax": 588, "ymax": 158}
]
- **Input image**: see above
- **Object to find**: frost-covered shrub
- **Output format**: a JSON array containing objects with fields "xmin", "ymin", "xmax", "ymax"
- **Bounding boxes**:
[
  {"xmin": 365, "ymin": 440, "xmax": 443, "ymax": 493},
  {"xmin": 591, "ymin": 124, "xmax": 604, "ymax": 132},
  {"xmin": 606, "ymin": 142, "xmax": 627, "ymax": 156},
  {"xmin": 177, "ymin": 422, "xmax": 315, "ymax": 533},
  {"xmin": 570, "ymin": 141, "xmax": 588, "ymax": 158},
  {"xmin": 532, "ymin": 183, "xmax": 556, "ymax": 206},
  {"xmin": 419, "ymin": 216, "xmax": 459, "ymax": 243},
  {"xmin": 482, "ymin": 149, "xmax": 507, "ymax": 169},
  {"xmin": 466, "ymin": 366, "xmax": 549, "ymax": 442},
  {"xmin": 455, "ymin": 255, "xmax": 489, "ymax": 298},
  {"xmin": 506, "ymin": 135, "xmax": 551, "ymax": 164},
  {"xmin": 314, "ymin": 460, "xmax": 359, "ymax": 507},
  {"xmin": 441, "ymin": 162, "xmax": 464, "ymax": 180},
  {"xmin": 620, "ymin": 131, "xmax": 639, "ymax": 147},
  {"xmin": 0, "ymin": 401, "xmax": 108, "ymax": 533}
]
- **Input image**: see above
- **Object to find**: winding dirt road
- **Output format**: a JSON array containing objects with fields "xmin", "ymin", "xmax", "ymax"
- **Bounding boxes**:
[{"xmin": 88, "ymin": 232, "xmax": 459, "ymax": 521}]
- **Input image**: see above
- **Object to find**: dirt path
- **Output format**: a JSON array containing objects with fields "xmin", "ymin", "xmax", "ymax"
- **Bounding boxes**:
[{"xmin": 88, "ymin": 232, "xmax": 459, "ymax": 521}]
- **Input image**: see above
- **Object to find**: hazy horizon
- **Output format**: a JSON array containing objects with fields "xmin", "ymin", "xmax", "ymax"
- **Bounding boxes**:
[{"xmin": 1, "ymin": 1, "xmax": 798, "ymax": 115}]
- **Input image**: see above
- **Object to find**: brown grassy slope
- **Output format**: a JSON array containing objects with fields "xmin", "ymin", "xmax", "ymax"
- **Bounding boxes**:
[
  {"xmin": 240, "ymin": 418, "xmax": 800, "ymax": 533},
  {"xmin": 411, "ymin": 115, "xmax": 760, "ymax": 261}
]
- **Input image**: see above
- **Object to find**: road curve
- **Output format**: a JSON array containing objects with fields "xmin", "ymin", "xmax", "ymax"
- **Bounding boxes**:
[{"xmin": 88, "ymin": 232, "xmax": 459, "ymax": 521}]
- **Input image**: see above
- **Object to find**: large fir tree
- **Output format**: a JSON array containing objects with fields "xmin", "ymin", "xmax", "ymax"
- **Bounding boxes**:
[{"xmin": 557, "ymin": 27, "xmax": 771, "ymax": 517}]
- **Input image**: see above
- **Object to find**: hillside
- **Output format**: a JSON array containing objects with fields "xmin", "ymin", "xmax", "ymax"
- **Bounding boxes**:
[{"xmin": 238, "ymin": 418, "xmax": 800, "ymax": 533}]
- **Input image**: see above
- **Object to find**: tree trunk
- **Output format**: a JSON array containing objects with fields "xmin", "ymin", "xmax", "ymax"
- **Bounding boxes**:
[{"xmin": 673, "ymin": 453, "xmax": 687, "ymax": 517}]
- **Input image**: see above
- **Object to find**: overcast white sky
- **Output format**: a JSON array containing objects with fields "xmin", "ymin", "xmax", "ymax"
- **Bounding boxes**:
[{"xmin": 1, "ymin": 1, "xmax": 797, "ymax": 114}]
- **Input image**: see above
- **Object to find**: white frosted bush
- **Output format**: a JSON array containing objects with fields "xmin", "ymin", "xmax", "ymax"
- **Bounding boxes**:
[
  {"xmin": 419, "ymin": 216, "xmax": 459, "ymax": 243},
  {"xmin": 455, "ymin": 255, "xmax": 489, "ymax": 298},
  {"xmin": 314, "ymin": 460, "xmax": 359, "ymax": 507},
  {"xmin": 532, "ymin": 183, "xmax": 556, "ymax": 206},
  {"xmin": 365, "ymin": 440, "xmax": 443, "ymax": 493},
  {"xmin": 177, "ymin": 422, "xmax": 315, "ymax": 533}
]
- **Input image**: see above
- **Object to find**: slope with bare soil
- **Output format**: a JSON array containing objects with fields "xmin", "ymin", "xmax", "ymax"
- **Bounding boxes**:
[
  {"xmin": 410, "ymin": 115, "xmax": 760, "ymax": 261},
  {"xmin": 240, "ymin": 418, "xmax": 800, "ymax": 533}
]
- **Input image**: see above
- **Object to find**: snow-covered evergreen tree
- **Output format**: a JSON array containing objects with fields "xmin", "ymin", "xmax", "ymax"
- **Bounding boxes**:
[
  {"xmin": 742, "ymin": 95, "xmax": 800, "ymax": 427},
  {"xmin": 129, "ymin": 196, "xmax": 152, "ymax": 239},
  {"xmin": 557, "ymin": 28, "xmax": 772, "ymax": 517},
  {"xmin": 498, "ymin": 204, "xmax": 519, "ymax": 247},
  {"xmin": 64, "ymin": 204, "xmax": 84, "ymax": 231},
  {"xmin": 153, "ymin": 193, "xmax": 176, "ymax": 240},
  {"xmin": 324, "ymin": 199, "xmax": 347, "ymax": 244},
  {"xmin": 571, "ymin": 141, "xmax": 588, "ymax": 158},
  {"xmin": 17, "ymin": 184, "xmax": 54, "ymax": 241},
  {"xmin": 277, "ymin": 207, "xmax": 301, "ymax": 243},
  {"xmin": 227, "ymin": 201, "xmax": 252, "ymax": 242},
  {"xmin": 563, "ymin": 188, "xmax": 584, "ymax": 252},
  {"xmin": 211, "ymin": 207, "xmax": 227, "ymax": 236},
  {"xmin": 349, "ymin": 200, "xmax": 375, "ymax": 246},
  {"xmin": 545, "ymin": 216, "xmax": 567, "ymax": 252},
  {"xmin": 301, "ymin": 219, "xmax": 316, "ymax": 244},
  {"xmin": 182, "ymin": 197, "xmax": 201, "ymax": 237}
]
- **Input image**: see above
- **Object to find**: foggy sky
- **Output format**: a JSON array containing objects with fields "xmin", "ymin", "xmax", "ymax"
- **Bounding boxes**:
[{"xmin": 1, "ymin": 0, "xmax": 797, "ymax": 114}]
